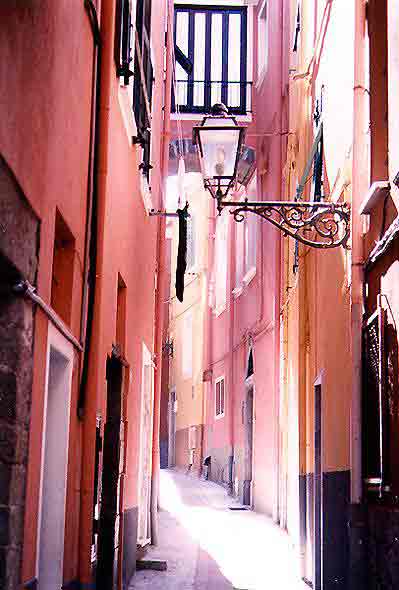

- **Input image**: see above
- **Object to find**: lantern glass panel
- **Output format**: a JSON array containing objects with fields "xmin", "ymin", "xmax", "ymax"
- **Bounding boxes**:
[{"xmin": 198, "ymin": 119, "xmax": 241, "ymax": 180}]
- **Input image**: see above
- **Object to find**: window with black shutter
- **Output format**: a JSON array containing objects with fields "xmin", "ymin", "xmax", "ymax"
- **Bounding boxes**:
[
  {"xmin": 133, "ymin": 0, "xmax": 154, "ymax": 181},
  {"xmin": 363, "ymin": 294, "xmax": 399, "ymax": 502},
  {"xmin": 311, "ymin": 98, "xmax": 324, "ymax": 202},
  {"xmin": 114, "ymin": 0, "xmax": 134, "ymax": 85},
  {"xmin": 293, "ymin": 0, "xmax": 301, "ymax": 52}
]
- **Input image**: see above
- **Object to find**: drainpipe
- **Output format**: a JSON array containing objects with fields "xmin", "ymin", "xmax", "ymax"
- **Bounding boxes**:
[
  {"xmin": 150, "ymin": 0, "xmax": 174, "ymax": 546},
  {"xmin": 228, "ymin": 208, "xmax": 235, "ymax": 495},
  {"xmin": 201, "ymin": 198, "xmax": 215, "ymax": 476},
  {"xmin": 79, "ymin": 0, "xmax": 113, "ymax": 581},
  {"xmin": 273, "ymin": 0, "xmax": 286, "ymax": 525},
  {"xmin": 349, "ymin": 0, "xmax": 368, "ymax": 586},
  {"xmin": 78, "ymin": 0, "xmax": 102, "ymax": 418}
]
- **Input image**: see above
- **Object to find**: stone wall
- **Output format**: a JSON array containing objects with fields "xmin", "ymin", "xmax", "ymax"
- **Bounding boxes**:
[{"xmin": 0, "ymin": 156, "xmax": 39, "ymax": 590}]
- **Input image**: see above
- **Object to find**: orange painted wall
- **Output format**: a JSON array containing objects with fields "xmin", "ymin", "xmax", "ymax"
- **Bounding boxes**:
[{"xmin": 0, "ymin": 2, "xmax": 93, "ymax": 582}]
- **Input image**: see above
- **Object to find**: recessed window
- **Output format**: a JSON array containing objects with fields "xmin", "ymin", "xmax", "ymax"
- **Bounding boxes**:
[
  {"xmin": 368, "ymin": 0, "xmax": 389, "ymax": 182},
  {"xmin": 215, "ymin": 377, "xmax": 225, "ymax": 418},
  {"xmin": 214, "ymin": 214, "xmax": 228, "ymax": 313},
  {"xmin": 257, "ymin": 0, "xmax": 269, "ymax": 79},
  {"xmin": 51, "ymin": 210, "xmax": 75, "ymax": 326},
  {"xmin": 116, "ymin": 274, "xmax": 127, "ymax": 353},
  {"xmin": 292, "ymin": 0, "xmax": 301, "ymax": 52},
  {"xmin": 235, "ymin": 214, "xmax": 257, "ymax": 289},
  {"xmin": 182, "ymin": 311, "xmax": 193, "ymax": 379}
]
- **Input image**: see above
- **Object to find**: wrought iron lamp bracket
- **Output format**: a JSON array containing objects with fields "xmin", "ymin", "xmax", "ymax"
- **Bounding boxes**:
[{"xmin": 218, "ymin": 198, "xmax": 351, "ymax": 249}]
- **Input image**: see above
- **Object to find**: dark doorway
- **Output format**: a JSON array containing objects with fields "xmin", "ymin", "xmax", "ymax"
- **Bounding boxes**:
[
  {"xmin": 243, "ymin": 383, "xmax": 254, "ymax": 506},
  {"xmin": 168, "ymin": 389, "xmax": 176, "ymax": 467},
  {"xmin": 96, "ymin": 355, "xmax": 124, "ymax": 590},
  {"xmin": 313, "ymin": 383, "xmax": 322, "ymax": 590}
]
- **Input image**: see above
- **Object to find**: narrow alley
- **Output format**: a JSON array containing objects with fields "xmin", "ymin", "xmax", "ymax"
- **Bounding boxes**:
[{"xmin": 132, "ymin": 470, "xmax": 307, "ymax": 590}]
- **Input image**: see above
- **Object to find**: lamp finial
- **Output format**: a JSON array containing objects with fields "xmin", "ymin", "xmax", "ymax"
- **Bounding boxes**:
[{"xmin": 211, "ymin": 103, "xmax": 228, "ymax": 116}]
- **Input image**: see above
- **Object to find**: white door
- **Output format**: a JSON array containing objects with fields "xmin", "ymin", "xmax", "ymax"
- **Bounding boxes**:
[
  {"xmin": 37, "ymin": 326, "xmax": 73, "ymax": 590},
  {"xmin": 137, "ymin": 343, "xmax": 154, "ymax": 546}
]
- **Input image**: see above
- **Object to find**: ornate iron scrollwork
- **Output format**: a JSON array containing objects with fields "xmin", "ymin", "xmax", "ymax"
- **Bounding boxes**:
[{"xmin": 219, "ymin": 200, "xmax": 351, "ymax": 249}]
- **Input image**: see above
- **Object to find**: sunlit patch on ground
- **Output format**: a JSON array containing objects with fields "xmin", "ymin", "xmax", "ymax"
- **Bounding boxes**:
[{"xmin": 131, "ymin": 470, "xmax": 308, "ymax": 589}]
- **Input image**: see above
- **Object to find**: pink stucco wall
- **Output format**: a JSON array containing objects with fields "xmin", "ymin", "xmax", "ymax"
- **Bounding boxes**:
[{"xmin": 0, "ymin": 0, "xmax": 170, "ymax": 585}]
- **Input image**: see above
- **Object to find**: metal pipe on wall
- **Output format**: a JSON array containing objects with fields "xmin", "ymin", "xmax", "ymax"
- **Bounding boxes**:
[
  {"xmin": 150, "ymin": 0, "xmax": 174, "ymax": 546},
  {"xmin": 351, "ymin": 0, "xmax": 368, "ymax": 508},
  {"xmin": 348, "ymin": 1, "xmax": 369, "ymax": 587}
]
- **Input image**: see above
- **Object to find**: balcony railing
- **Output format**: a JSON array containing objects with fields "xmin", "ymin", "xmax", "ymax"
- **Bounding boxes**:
[{"xmin": 172, "ymin": 80, "xmax": 252, "ymax": 115}]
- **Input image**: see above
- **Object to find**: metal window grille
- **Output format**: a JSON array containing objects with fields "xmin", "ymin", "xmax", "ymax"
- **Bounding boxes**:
[
  {"xmin": 216, "ymin": 378, "xmax": 225, "ymax": 417},
  {"xmin": 362, "ymin": 308, "xmax": 388, "ymax": 496}
]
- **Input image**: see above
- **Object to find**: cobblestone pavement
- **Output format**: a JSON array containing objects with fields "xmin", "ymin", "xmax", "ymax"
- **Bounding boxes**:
[{"xmin": 129, "ymin": 469, "xmax": 308, "ymax": 590}]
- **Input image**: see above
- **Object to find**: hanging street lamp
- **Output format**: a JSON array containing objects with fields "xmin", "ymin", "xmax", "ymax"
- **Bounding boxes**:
[
  {"xmin": 192, "ymin": 103, "xmax": 350, "ymax": 249},
  {"xmin": 192, "ymin": 103, "xmax": 246, "ymax": 203}
]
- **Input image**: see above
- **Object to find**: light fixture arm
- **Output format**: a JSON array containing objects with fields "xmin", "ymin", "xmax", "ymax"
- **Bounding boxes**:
[{"xmin": 218, "ymin": 198, "xmax": 351, "ymax": 249}]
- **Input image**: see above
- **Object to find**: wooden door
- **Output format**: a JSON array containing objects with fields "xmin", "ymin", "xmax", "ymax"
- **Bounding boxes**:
[
  {"xmin": 96, "ymin": 356, "xmax": 124, "ymax": 590},
  {"xmin": 243, "ymin": 384, "xmax": 254, "ymax": 506}
]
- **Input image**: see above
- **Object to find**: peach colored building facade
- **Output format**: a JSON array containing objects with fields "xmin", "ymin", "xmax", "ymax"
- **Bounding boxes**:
[
  {"xmin": 165, "ymin": 1, "xmax": 399, "ymax": 589},
  {"xmin": 166, "ymin": 173, "xmax": 209, "ymax": 474}
]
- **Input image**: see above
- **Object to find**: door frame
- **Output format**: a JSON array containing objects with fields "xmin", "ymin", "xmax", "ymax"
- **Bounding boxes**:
[
  {"xmin": 313, "ymin": 370, "xmax": 324, "ymax": 590},
  {"xmin": 168, "ymin": 387, "xmax": 177, "ymax": 468},
  {"xmin": 36, "ymin": 323, "xmax": 74, "ymax": 586},
  {"xmin": 137, "ymin": 342, "xmax": 154, "ymax": 546},
  {"xmin": 243, "ymin": 375, "xmax": 255, "ymax": 506}
]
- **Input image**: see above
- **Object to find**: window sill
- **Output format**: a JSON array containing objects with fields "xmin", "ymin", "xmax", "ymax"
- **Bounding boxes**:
[
  {"xmin": 232, "ymin": 285, "xmax": 244, "ymax": 299},
  {"xmin": 359, "ymin": 181, "xmax": 390, "ymax": 215},
  {"xmin": 213, "ymin": 305, "xmax": 226, "ymax": 318},
  {"xmin": 170, "ymin": 113, "xmax": 252, "ymax": 124},
  {"xmin": 255, "ymin": 67, "xmax": 268, "ymax": 90},
  {"xmin": 243, "ymin": 267, "xmax": 256, "ymax": 286},
  {"xmin": 233, "ymin": 268, "xmax": 256, "ymax": 300}
]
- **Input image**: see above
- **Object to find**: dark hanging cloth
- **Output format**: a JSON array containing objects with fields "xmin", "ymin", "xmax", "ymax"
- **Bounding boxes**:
[{"xmin": 175, "ymin": 203, "xmax": 189, "ymax": 302}]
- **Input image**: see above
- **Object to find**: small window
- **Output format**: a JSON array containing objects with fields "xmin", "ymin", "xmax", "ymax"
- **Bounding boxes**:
[
  {"xmin": 235, "ymin": 220, "xmax": 245, "ymax": 288},
  {"xmin": 311, "ymin": 99, "xmax": 324, "ymax": 202},
  {"xmin": 182, "ymin": 311, "xmax": 193, "ymax": 379},
  {"xmin": 214, "ymin": 214, "xmax": 228, "ymax": 313},
  {"xmin": 116, "ymin": 274, "xmax": 127, "ymax": 352},
  {"xmin": 51, "ymin": 210, "xmax": 75, "ymax": 326},
  {"xmin": 235, "ymin": 214, "xmax": 257, "ymax": 289},
  {"xmin": 257, "ymin": 0, "xmax": 269, "ymax": 79},
  {"xmin": 215, "ymin": 377, "xmax": 225, "ymax": 418},
  {"xmin": 245, "ymin": 215, "xmax": 257, "ymax": 274}
]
